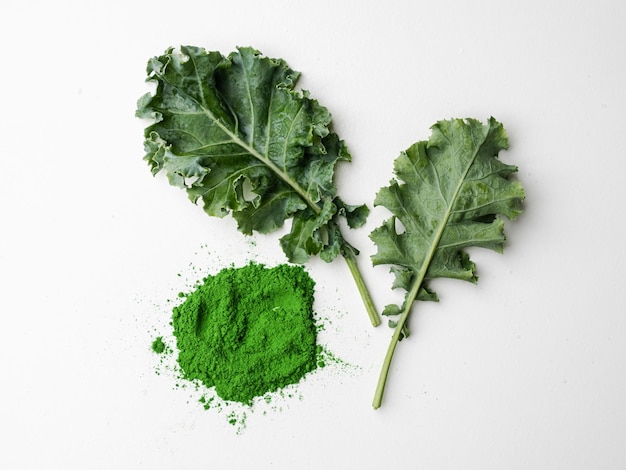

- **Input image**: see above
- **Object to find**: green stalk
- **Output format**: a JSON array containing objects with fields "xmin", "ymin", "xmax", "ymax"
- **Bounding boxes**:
[
  {"xmin": 343, "ymin": 251, "xmax": 381, "ymax": 327},
  {"xmin": 372, "ymin": 269, "xmax": 425, "ymax": 409}
]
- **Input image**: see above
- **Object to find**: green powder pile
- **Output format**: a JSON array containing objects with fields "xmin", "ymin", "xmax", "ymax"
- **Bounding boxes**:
[{"xmin": 171, "ymin": 262, "xmax": 319, "ymax": 405}]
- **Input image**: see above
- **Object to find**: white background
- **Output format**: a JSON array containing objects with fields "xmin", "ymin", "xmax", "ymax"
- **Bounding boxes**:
[{"xmin": 2, "ymin": 0, "xmax": 626, "ymax": 468}]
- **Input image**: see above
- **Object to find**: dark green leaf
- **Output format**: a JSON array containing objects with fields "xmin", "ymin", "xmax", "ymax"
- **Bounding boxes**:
[{"xmin": 137, "ymin": 46, "xmax": 368, "ymax": 263}]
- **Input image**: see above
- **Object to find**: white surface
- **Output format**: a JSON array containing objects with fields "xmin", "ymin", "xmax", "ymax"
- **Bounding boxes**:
[{"xmin": 2, "ymin": 0, "xmax": 626, "ymax": 468}]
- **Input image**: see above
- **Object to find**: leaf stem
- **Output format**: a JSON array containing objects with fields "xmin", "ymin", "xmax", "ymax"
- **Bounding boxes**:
[
  {"xmin": 343, "ymin": 251, "xmax": 381, "ymax": 327},
  {"xmin": 372, "ymin": 268, "xmax": 425, "ymax": 409}
]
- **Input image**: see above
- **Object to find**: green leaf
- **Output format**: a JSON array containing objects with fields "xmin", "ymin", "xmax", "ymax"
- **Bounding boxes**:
[
  {"xmin": 371, "ymin": 117, "xmax": 523, "ymax": 293},
  {"xmin": 371, "ymin": 117, "xmax": 525, "ymax": 408},
  {"xmin": 136, "ymin": 46, "xmax": 368, "ymax": 264}
]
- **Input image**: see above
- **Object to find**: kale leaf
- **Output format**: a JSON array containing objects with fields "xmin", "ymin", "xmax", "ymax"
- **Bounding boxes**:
[
  {"xmin": 370, "ymin": 117, "xmax": 525, "ymax": 408},
  {"xmin": 137, "ymin": 46, "xmax": 379, "ymax": 326}
]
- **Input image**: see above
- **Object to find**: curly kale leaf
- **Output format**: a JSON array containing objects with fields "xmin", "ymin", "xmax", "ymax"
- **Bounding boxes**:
[
  {"xmin": 136, "ymin": 46, "xmax": 368, "ymax": 263},
  {"xmin": 137, "ymin": 46, "xmax": 379, "ymax": 326},
  {"xmin": 371, "ymin": 117, "xmax": 525, "ymax": 408}
]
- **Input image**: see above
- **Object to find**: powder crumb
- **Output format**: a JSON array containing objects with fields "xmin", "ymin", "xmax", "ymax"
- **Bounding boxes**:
[{"xmin": 151, "ymin": 336, "xmax": 166, "ymax": 354}]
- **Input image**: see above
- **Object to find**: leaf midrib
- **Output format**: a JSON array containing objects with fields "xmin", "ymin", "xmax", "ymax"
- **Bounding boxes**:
[{"xmin": 399, "ymin": 130, "xmax": 488, "ymax": 332}]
